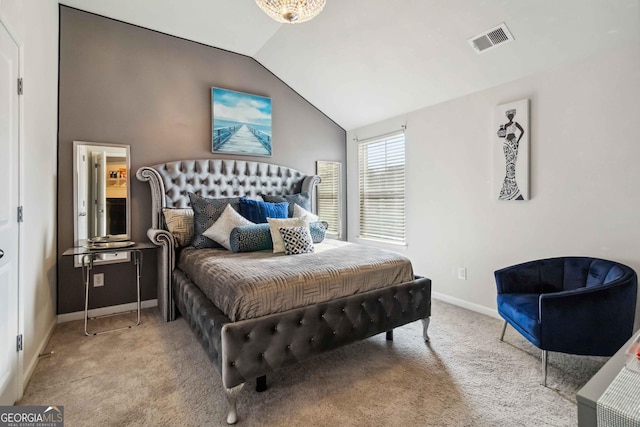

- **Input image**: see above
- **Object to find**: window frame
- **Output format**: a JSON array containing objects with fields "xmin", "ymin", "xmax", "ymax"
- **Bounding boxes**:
[
  {"xmin": 357, "ymin": 131, "xmax": 407, "ymax": 246},
  {"xmin": 315, "ymin": 160, "xmax": 342, "ymax": 239}
]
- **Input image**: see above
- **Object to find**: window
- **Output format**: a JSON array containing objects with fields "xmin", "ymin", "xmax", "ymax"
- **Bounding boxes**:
[
  {"xmin": 358, "ymin": 132, "xmax": 406, "ymax": 244},
  {"xmin": 316, "ymin": 161, "xmax": 342, "ymax": 238}
]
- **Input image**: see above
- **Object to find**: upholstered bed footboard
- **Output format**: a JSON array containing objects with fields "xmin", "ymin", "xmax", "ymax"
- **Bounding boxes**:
[
  {"xmin": 221, "ymin": 276, "xmax": 431, "ymax": 389},
  {"xmin": 173, "ymin": 268, "xmax": 431, "ymax": 389}
]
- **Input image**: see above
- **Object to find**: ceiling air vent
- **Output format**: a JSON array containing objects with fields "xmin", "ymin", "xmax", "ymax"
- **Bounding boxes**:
[{"xmin": 467, "ymin": 23, "xmax": 514, "ymax": 54}]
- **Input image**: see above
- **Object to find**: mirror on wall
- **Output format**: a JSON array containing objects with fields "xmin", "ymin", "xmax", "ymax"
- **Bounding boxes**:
[{"xmin": 73, "ymin": 141, "xmax": 131, "ymax": 261}]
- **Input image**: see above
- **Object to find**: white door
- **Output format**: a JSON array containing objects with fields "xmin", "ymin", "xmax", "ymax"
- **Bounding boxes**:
[
  {"xmin": 0, "ymin": 21, "xmax": 20, "ymax": 405},
  {"xmin": 92, "ymin": 151, "xmax": 107, "ymax": 238},
  {"xmin": 76, "ymin": 146, "xmax": 89, "ymax": 243}
]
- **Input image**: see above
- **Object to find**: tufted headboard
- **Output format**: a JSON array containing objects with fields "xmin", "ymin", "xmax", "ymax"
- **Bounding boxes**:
[
  {"xmin": 136, "ymin": 158, "xmax": 321, "ymax": 321},
  {"xmin": 137, "ymin": 159, "xmax": 321, "ymax": 230}
]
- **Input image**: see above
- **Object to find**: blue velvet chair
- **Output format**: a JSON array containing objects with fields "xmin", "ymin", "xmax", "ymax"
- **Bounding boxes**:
[{"xmin": 495, "ymin": 257, "xmax": 638, "ymax": 386}]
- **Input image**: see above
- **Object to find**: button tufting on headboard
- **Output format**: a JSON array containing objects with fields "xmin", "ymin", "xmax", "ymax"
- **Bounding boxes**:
[{"xmin": 147, "ymin": 159, "xmax": 310, "ymax": 209}]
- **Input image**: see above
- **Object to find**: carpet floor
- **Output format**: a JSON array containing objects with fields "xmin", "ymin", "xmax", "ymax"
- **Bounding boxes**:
[{"xmin": 19, "ymin": 299, "xmax": 606, "ymax": 426}]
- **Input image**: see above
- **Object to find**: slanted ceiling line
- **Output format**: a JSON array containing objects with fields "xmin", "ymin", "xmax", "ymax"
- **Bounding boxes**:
[{"xmin": 58, "ymin": 4, "xmax": 344, "ymax": 132}]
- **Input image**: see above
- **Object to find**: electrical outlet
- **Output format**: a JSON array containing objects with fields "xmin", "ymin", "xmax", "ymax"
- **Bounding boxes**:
[
  {"xmin": 94, "ymin": 273, "xmax": 104, "ymax": 287},
  {"xmin": 458, "ymin": 267, "xmax": 467, "ymax": 280}
]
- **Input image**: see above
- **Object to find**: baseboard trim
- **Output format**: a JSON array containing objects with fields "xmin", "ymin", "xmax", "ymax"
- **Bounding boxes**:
[
  {"xmin": 22, "ymin": 318, "xmax": 56, "ymax": 394},
  {"xmin": 432, "ymin": 292, "xmax": 501, "ymax": 320},
  {"xmin": 57, "ymin": 299, "xmax": 158, "ymax": 323}
]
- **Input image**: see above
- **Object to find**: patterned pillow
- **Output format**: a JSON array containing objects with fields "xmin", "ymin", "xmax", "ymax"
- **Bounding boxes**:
[
  {"xmin": 203, "ymin": 204, "xmax": 254, "ymax": 250},
  {"xmin": 262, "ymin": 192, "xmax": 311, "ymax": 217},
  {"xmin": 293, "ymin": 203, "xmax": 319, "ymax": 222},
  {"xmin": 239, "ymin": 198, "xmax": 289, "ymax": 223},
  {"xmin": 267, "ymin": 217, "xmax": 310, "ymax": 253},
  {"xmin": 188, "ymin": 193, "xmax": 241, "ymax": 249},
  {"xmin": 279, "ymin": 226, "xmax": 315, "ymax": 255},
  {"xmin": 308, "ymin": 221, "xmax": 327, "ymax": 243},
  {"xmin": 229, "ymin": 223, "xmax": 273, "ymax": 253},
  {"xmin": 162, "ymin": 208, "xmax": 194, "ymax": 247},
  {"xmin": 229, "ymin": 222, "xmax": 326, "ymax": 253}
]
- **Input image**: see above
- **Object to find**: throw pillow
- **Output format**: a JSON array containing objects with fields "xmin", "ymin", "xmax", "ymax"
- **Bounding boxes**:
[
  {"xmin": 239, "ymin": 198, "xmax": 288, "ymax": 223},
  {"xmin": 262, "ymin": 192, "xmax": 311, "ymax": 217},
  {"xmin": 188, "ymin": 192, "xmax": 241, "ymax": 249},
  {"xmin": 292, "ymin": 203, "xmax": 320, "ymax": 223},
  {"xmin": 162, "ymin": 208, "xmax": 194, "ymax": 247},
  {"xmin": 279, "ymin": 226, "xmax": 315, "ymax": 255},
  {"xmin": 267, "ymin": 216, "xmax": 310, "ymax": 253},
  {"xmin": 308, "ymin": 221, "xmax": 327, "ymax": 243},
  {"xmin": 229, "ymin": 223, "xmax": 274, "ymax": 253},
  {"xmin": 203, "ymin": 204, "xmax": 254, "ymax": 250}
]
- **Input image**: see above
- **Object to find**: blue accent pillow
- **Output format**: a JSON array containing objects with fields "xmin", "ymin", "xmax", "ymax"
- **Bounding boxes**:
[
  {"xmin": 188, "ymin": 193, "xmax": 241, "ymax": 249},
  {"xmin": 239, "ymin": 198, "xmax": 288, "ymax": 224},
  {"xmin": 262, "ymin": 192, "xmax": 311, "ymax": 217},
  {"xmin": 229, "ymin": 221, "xmax": 327, "ymax": 253}
]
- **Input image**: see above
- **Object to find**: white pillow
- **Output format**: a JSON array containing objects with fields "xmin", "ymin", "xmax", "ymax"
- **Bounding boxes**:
[
  {"xmin": 203, "ymin": 204, "xmax": 254, "ymax": 250},
  {"xmin": 267, "ymin": 216, "xmax": 310, "ymax": 253},
  {"xmin": 292, "ymin": 203, "xmax": 319, "ymax": 223}
]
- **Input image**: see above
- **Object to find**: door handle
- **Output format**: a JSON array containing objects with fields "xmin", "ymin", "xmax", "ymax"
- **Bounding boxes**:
[{"xmin": 0, "ymin": 249, "xmax": 4, "ymax": 259}]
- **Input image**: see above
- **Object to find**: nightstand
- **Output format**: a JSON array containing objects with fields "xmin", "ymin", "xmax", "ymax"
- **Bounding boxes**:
[{"xmin": 62, "ymin": 242, "xmax": 156, "ymax": 336}]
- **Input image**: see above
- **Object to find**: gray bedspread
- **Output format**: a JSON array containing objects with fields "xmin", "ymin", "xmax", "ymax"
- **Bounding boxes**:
[{"xmin": 178, "ymin": 240, "xmax": 414, "ymax": 321}]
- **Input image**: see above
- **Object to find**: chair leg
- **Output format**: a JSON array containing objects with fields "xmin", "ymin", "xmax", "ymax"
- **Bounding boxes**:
[
  {"xmin": 542, "ymin": 350, "xmax": 548, "ymax": 387},
  {"xmin": 499, "ymin": 321, "xmax": 507, "ymax": 341}
]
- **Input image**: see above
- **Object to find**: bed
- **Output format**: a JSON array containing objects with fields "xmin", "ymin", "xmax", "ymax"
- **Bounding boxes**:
[{"xmin": 136, "ymin": 159, "xmax": 431, "ymax": 424}]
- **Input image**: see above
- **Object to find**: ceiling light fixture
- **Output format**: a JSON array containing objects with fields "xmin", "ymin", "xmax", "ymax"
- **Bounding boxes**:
[{"xmin": 255, "ymin": 0, "xmax": 326, "ymax": 24}]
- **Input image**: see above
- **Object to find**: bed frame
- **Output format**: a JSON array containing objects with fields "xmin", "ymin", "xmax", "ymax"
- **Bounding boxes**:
[{"xmin": 137, "ymin": 159, "xmax": 432, "ymax": 424}]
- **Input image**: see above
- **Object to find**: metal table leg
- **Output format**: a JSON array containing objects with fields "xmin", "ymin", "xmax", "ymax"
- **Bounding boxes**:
[
  {"xmin": 82, "ymin": 254, "xmax": 93, "ymax": 336},
  {"xmin": 82, "ymin": 249, "xmax": 143, "ymax": 336}
]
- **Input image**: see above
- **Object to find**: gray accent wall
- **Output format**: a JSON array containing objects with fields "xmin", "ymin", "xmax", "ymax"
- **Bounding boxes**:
[{"xmin": 57, "ymin": 6, "xmax": 346, "ymax": 314}]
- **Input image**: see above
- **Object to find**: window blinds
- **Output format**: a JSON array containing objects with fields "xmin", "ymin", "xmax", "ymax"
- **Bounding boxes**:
[
  {"xmin": 316, "ymin": 161, "xmax": 341, "ymax": 238},
  {"xmin": 358, "ymin": 132, "xmax": 406, "ymax": 243}
]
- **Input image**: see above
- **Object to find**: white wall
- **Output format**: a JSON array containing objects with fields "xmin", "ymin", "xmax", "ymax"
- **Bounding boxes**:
[
  {"xmin": 347, "ymin": 43, "xmax": 640, "ymax": 325},
  {"xmin": 0, "ymin": 0, "xmax": 58, "ymax": 394}
]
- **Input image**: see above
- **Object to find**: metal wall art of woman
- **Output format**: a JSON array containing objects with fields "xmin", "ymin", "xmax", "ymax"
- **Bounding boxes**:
[{"xmin": 496, "ymin": 108, "xmax": 525, "ymax": 201}]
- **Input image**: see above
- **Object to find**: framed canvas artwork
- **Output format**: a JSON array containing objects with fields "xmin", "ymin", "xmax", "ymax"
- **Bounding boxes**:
[
  {"xmin": 211, "ymin": 87, "xmax": 272, "ymax": 157},
  {"xmin": 494, "ymin": 99, "xmax": 529, "ymax": 200}
]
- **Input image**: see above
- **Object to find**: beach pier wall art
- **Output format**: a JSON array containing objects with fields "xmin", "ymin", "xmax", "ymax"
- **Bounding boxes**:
[{"xmin": 212, "ymin": 87, "xmax": 272, "ymax": 157}]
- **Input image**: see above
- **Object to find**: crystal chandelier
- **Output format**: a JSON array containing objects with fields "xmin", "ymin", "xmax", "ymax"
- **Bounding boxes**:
[{"xmin": 255, "ymin": 0, "xmax": 326, "ymax": 24}]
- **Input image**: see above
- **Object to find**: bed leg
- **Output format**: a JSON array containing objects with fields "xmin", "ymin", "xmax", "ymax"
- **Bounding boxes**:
[
  {"xmin": 256, "ymin": 375, "xmax": 267, "ymax": 392},
  {"xmin": 225, "ymin": 383, "xmax": 244, "ymax": 425},
  {"xmin": 386, "ymin": 330, "xmax": 393, "ymax": 341},
  {"xmin": 421, "ymin": 317, "xmax": 430, "ymax": 342}
]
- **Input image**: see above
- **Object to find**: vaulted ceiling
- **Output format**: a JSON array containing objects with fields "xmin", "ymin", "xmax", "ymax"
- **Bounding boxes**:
[{"xmin": 59, "ymin": 0, "xmax": 640, "ymax": 130}]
